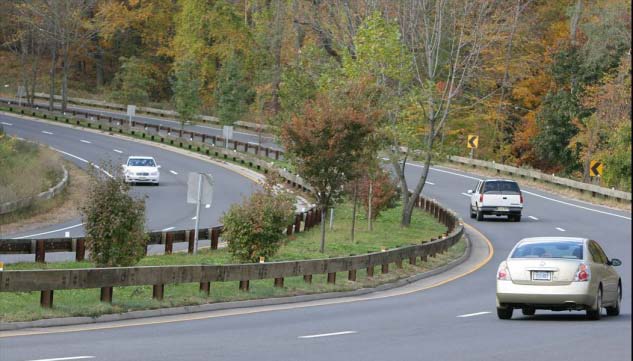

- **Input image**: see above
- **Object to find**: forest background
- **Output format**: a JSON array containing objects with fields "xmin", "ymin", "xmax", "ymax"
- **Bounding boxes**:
[{"xmin": 0, "ymin": 0, "xmax": 630, "ymax": 191}]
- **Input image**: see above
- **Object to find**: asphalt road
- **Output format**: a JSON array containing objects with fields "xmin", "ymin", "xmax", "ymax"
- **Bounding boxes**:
[
  {"xmin": 0, "ymin": 113, "xmax": 259, "ymax": 240},
  {"xmin": 0, "ymin": 113, "xmax": 630, "ymax": 360}
]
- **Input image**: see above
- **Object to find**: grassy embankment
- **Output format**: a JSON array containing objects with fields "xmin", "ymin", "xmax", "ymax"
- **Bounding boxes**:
[{"xmin": 0, "ymin": 201, "xmax": 465, "ymax": 322}]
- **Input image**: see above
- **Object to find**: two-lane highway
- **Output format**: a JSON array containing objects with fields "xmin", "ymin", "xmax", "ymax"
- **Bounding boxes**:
[{"xmin": 0, "ymin": 112, "xmax": 630, "ymax": 361}]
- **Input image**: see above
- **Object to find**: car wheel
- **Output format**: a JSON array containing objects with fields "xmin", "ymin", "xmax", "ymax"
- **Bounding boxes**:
[
  {"xmin": 469, "ymin": 206, "xmax": 476, "ymax": 219},
  {"xmin": 521, "ymin": 307, "xmax": 535, "ymax": 316},
  {"xmin": 606, "ymin": 284, "xmax": 621, "ymax": 316},
  {"xmin": 586, "ymin": 286, "xmax": 602, "ymax": 320},
  {"xmin": 497, "ymin": 306, "xmax": 513, "ymax": 320},
  {"xmin": 510, "ymin": 215, "xmax": 521, "ymax": 222},
  {"xmin": 476, "ymin": 208, "xmax": 484, "ymax": 221}
]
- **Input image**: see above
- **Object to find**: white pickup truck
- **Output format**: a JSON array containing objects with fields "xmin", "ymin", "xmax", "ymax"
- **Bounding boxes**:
[{"xmin": 468, "ymin": 179, "xmax": 523, "ymax": 222}]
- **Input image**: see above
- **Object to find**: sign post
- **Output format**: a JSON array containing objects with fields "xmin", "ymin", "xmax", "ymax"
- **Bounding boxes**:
[
  {"xmin": 127, "ymin": 105, "xmax": 136, "ymax": 128},
  {"xmin": 589, "ymin": 160, "xmax": 603, "ymax": 185},
  {"xmin": 222, "ymin": 125, "xmax": 233, "ymax": 149},
  {"xmin": 187, "ymin": 172, "xmax": 214, "ymax": 253},
  {"xmin": 17, "ymin": 86, "xmax": 26, "ymax": 107},
  {"xmin": 467, "ymin": 135, "xmax": 479, "ymax": 159}
]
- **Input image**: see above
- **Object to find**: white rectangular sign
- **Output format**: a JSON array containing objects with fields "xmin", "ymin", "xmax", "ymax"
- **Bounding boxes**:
[
  {"xmin": 187, "ymin": 173, "xmax": 214, "ymax": 204},
  {"xmin": 127, "ymin": 104, "xmax": 136, "ymax": 117},
  {"xmin": 222, "ymin": 125, "xmax": 234, "ymax": 140}
]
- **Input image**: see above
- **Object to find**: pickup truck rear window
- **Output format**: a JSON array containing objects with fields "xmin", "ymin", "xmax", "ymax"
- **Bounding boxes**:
[{"xmin": 482, "ymin": 181, "xmax": 520, "ymax": 194}]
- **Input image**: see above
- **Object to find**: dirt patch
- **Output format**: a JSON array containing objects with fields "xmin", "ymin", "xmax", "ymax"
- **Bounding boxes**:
[
  {"xmin": 0, "ymin": 161, "xmax": 90, "ymax": 235},
  {"xmin": 438, "ymin": 161, "xmax": 631, "ymax": 212}
]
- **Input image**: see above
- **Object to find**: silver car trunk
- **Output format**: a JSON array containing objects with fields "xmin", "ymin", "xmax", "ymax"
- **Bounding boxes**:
[{"xmin": 507, "ymin": 259, "xmax": 581, "ymax": 285}]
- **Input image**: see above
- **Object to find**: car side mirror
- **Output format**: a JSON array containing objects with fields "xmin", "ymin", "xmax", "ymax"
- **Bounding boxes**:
[
  {"xmin": 467, "ymin": 190, "xmax": 473, "ymax": 194},
  {"xmin": 157, "ymin": 165, "xmax": 161, "ymax": 169},
  {"xmin": 122, "ymin": 164, "xmax": 126, "ymax": 168},
  {"xmin": 609, "ymin": 258, "xmax": 622, "ymax": 267}
]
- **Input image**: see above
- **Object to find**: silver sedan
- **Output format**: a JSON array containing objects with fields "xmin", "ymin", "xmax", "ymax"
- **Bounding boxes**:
[{"xmin": 496, "ymin": 237, "xmax": 622, "ymax": 320}]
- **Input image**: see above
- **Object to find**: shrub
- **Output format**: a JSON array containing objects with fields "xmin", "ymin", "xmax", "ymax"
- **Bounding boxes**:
[
  {"xmin": 222, "ymin": 188, "xmax": 295, "ymax": 263},
  {"xmin": 80, "ymin": 166, "xmax": 147, "ymax": 267},
  {"xmin": 358, "ymin": 170, "xmax": 398, "ymax": 220}
]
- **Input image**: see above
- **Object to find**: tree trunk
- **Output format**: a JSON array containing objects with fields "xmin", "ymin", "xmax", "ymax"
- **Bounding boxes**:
[
  {"xmin": 368, "ymin": 180, "xmax": 373, "ymax": 231},
  {"xmin": 61, "ymin": 52, "xmax": 69, "ymax": 112},
  {"xmin": 49, "ymin": 46, "xmax": 56, "ymax": 111},
  {"xmin": 319, "ymin": 208, "xmax": 327, "ymax": 253},
  {"xmin": 401, "ymin": 138, "xmax": 434, "ymax": 227},
  {"xmin": 351, "ymin": 183, "xmax": 358, "ymax": 243},
  {"xmin": 95, "ymin": 42, "xmax": 104, "ymax": 88}
]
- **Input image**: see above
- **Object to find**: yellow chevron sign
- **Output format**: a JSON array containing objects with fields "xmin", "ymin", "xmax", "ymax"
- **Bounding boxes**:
[
  {"xmin": 590, "ymin": 160, "xmax": 604, "ymax": 177},
  {"xmin": 467, "ymin": 135, "xmax": 479, "ymax": 149}
]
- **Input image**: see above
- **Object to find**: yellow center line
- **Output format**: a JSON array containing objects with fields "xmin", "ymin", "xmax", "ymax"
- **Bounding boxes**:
[{"xmin": 0, "ymin": 223, "xmax": 494, "ymax": 339}]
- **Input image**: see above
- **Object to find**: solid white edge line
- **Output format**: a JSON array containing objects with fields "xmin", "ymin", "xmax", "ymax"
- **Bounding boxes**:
[
  {"xmin": 41, "ymin": 130, "xmax": 54, "ymax": 135},
  {"xmin": 14, "ymin": 224, "xmax": 83, "ymax": 239},
  {"xmin": 169, "ymin": 170, "xmax": 178, "ymax": 175},
  {"xmin": 26, "ymin": 356, "xmax": 95, "ymax": 361},
  {"xmin": 425, "ymin": 181, "xmax": 435, "ymax": 185},
  {"xmin": 52, "ymin": 148, "xmax": 88, "ymax": 163},
  {"xmin": 528, "ymin": 216, "xmax": 539, "ymax": 220},
  {"xmin": 1, "ymin": 121, "xmax": 12, "ymax": 126},
  {"xmin": 556, "ymin": 227, "xmax": 566, "ymax": 232},
  {"xmin": 113, "ymin": 149, "xmax": 123, "ymax": 153},
  {"xmin": 298, "ymin": 331, "xmax": 357, "ymax": 339},
  {"xmin": 80, "ymin": 139, "xmax": 91, "ymax": 144},
  {"xmin": 457, "ymin": 311, "xmax": 491, "ymax": 318}
]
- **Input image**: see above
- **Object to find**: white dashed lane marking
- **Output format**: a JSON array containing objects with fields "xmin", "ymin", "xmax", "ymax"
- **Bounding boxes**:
[
  {"xmin": 1, "ymin": 121, "xmax": 12, "ymax": 126},
  {"xmin": 161, "ymin": 227, "xmax": 175, "ymax": 231},
  {"xmin": 26, "ymin": 356, "xmax": 95, "ymax": 361},
  {"xmin": 113, "ymin": 149, "xmax": 123, "ymax": 153},
  {"xmin": 80, "ymin": 139, "xmax": 91, "ymax": 144},
  {"xmin": 556, "ymin": 227, "xmax": 566, "ymax": 232},
  {"xmin": 528, "ymin": 216, "xmax": 539, "ymax": 221},
  {"xmin": 169, "ymin": 170, "xmax": 178, "ymax": 175},
  {"xmin": 41, "ymin": 130, "xmax": 54, "ymax": 135},
  {"xmin": 298, "ymin": 331, "xmax": 357, "ymax": 339},
  {"xmin": 457, "ymin": 311, "xmax": 491, "ymax": 318}
]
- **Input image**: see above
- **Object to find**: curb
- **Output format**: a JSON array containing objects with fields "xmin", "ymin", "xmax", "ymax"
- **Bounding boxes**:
[{"xmin": 0, "ymin": 234, "xmax": 473, "ymax": 331}]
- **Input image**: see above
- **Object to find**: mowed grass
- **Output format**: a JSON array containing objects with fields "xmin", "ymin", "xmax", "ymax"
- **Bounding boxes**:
[{"xmin": 0, "ymin": 202, "xmax": 458, "ymax": 322}]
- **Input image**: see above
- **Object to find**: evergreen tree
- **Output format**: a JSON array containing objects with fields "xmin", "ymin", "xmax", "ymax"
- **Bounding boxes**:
[
  {"xmin": 171, "ymin": 58, "xmax": 202, "ymax": 129},
  {"xmin": 214, "ymin": 55, "xmax": 253, "ymax": 125}
]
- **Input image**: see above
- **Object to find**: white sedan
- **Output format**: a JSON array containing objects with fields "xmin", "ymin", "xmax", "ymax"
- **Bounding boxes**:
[
  {"xmin": 496, "ymin": 237, "xmax": 622, "ymax": 320},
  {"xmin": 122, "ymin": 156, "xmax": 160, "ymax": 185}
]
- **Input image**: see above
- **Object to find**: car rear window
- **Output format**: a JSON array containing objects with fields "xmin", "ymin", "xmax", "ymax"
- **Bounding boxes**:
[
  {"xmin": 128, "ymin": 158, "xmax": 155, "ymax": 167},
  {"xmin": 511, "ymin": 241, "xmax": 583, "ymax": 259},
  {"xmin": 482, "ymin": 181, "xmax": 521, "ymax": 195}
]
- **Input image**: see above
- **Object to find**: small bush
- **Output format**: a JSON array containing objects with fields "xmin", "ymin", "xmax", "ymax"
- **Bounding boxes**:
[
  {"xmin": 358, "ymin": 170, "xmax": 398, "ymax": 220},
  {"xmin": 222, "ymin": 188, "xmax": 295, "ymax": 263},
  {"xmin": 80, "ymin": 165, "xmax": 147, "ymax": 267}
]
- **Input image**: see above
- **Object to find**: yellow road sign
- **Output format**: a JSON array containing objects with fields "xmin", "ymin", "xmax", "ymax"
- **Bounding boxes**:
[
  {"xmin": 590, "ymin": 160, "xmax": 604, "ymax": 177},
  {"xmin": 467, "ymin": 135, "xmax": 479, "ymax": 149}
]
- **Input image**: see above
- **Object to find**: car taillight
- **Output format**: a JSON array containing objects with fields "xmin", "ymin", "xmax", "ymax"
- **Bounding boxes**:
[
  {"xmin": 574, "ymin": 263, "xmax": 591, "ymax": 282},
  {"xmin": 497, "ymin": 262, "xmax": 510, "ymax": 280},
  {"xmin": 480, "ymin": 194, "xmax": 484, "ymax": 203},
  {"xmin": 520, "ymin": 193, "xmax": 524, "ymax": 204}
]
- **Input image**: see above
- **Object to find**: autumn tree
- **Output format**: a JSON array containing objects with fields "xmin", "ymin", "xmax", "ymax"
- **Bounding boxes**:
[
  {"xmin": 110, "ymin": 56, "xmax": 155, "ymax": 106},
  {"xmin": 214, "ymin": 55, "xmax": 253, "ymax": 125},
  {"xmin": 281, "ymin": 86, "xmax": 375, "ymax": 253}
]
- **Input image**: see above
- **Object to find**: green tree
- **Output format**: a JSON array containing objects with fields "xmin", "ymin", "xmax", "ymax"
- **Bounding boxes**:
[
  {"xmin": 171, "ymin": 58, "xmax": 202, "ymax": 130},
  {"xmin": 214, "ymin": 55, "xmax": 253, "ymax": 125},
  {"xmin": 222, "ymin": 188, "xmax": 295, "ymax": 263},
  {"xmin": 81, "ymin": 166, "xmax": 147, "ymax": 267},
  {"xmin": 110, "ymin": 56, "xmax": 155, "ymax": 106}
]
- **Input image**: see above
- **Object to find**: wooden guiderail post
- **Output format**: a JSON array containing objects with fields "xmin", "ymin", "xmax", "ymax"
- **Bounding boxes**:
[
  {"xmin": 348, "ymin": 269, "xmax": 357, "ymax": 281},
  {"xmin": 396, "ymin": 259, "xmax": 403, "ymax": 269},
  {"xmin": 366, "ymin": 265, "xmax": 374, "ymax": 277},
  {"xmin": 165, "ymin": 232, "xmax": 174, "ymax": 254},
  {"xmin": 153, "ymin": 284, "xmax": 164, "ymax": 300},
  {"xmin": 40, "ymin": 290, "xmax": 54, "ymax": 308},
  {"xmin": 286, "ymin": 224, "xmax": 294, "ymax": 236},
  {"xmin": 239, "ymin": 280, "xmax": 250, "ymax": 291},
  {"xmin": 35, "ymin": 239, "xmax": 45, "ymax": 263},
  {"xmin": 294, "ymin": 214, "xmax": 302, "ymax": 233},
  {"xmin": 75, "ymin": 239, "xmax": 86, "ymax": 261},
  {"xmin": 274, "ymin": 278, "xmax": 284, "ymax": 288},
  {"xmin": 211, "ymin": 227, "xmax": 219, "ymax": 250},
  {"xmin": 187, "ymin": 230, "xmax": 194, "ymax": 254},
  {"xmin": 100, "ymin": 287, "xmax": 113, "ymax": 303},
  {"xmin": 303, "ymin": 274, "xmax": 312, "ymax": 284},
  {"xmin": 382, "ymin": 263, "xmax": 389, "ymax": 274},
  {"xmin": 327, "ymin": 272, "xmax": 336, "ymax": 284},
  {"xmin": 200, "ymin": 282, "xmax": 211, "ymax": 296}
]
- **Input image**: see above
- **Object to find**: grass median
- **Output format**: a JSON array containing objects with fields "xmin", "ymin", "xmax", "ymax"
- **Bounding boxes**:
[{"xmin": 0, "ymin": 202, "xmax": 465, "ymax": 323}]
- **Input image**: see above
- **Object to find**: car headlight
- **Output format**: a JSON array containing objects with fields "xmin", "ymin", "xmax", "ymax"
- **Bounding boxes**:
[{"xmin": 151, "ymin": 172, "xmax": 158, "ymax": 176}]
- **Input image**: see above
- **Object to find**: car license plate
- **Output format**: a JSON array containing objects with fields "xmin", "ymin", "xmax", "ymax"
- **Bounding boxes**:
[
  {"xmin": 532, "ymin": 271, "xmax": 551, "ymax": 281},
  {"xmin": 497, "ymin": 207, "xmax": 509, "ymax": 212}
]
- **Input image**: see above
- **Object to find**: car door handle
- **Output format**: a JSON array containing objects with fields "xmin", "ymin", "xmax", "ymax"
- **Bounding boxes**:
[{"xmin": 502, "ymin": 197, "xmax": 507, "ymax": 199}]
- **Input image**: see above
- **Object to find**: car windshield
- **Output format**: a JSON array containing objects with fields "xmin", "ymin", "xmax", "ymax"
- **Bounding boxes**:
[
  {"xmin": 511, "ymin": 241, "xmax": 583, "ymax": 259},
  {"xmin": 128, "ymin": 158, "xmax": 155, "ymax": 167},
  {"xmin": 482, "ymin": 181, "xmax": 520, "ymax": 195}
]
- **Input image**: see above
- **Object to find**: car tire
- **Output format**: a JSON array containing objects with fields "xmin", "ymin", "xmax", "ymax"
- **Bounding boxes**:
[
  {"xmin": 476, "ymin": 208, "xmax": 484, "ymax": 221},
  {"xmin": 521, "ymin": 307, "xmax": 535, "ymax": 316},
  {"xmin": 606, "ymin": 284, "xmax": 621, "ymax": 316},
  {"xmin": 511, "ymin": 215, "xmax": 521, "ymax": 222},
  {"xmin": 497, "ymin": 306, "xmax": 513, "ymax": 320},
  {"xmin": 586, "ymin": 287, "xmax": 602, "ymax": 320},
  {"xmin": 469, "ymin": 206, "xmax": 476, "ymax": 219}
]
